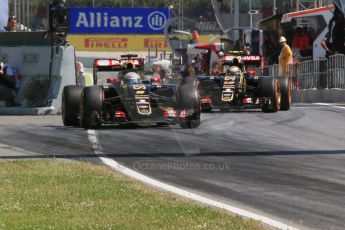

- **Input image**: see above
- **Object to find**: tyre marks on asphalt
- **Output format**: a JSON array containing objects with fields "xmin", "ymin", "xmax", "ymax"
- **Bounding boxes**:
[{"xmin": 87, "ymin": 129, "xmax": 298, "ymax": 230}]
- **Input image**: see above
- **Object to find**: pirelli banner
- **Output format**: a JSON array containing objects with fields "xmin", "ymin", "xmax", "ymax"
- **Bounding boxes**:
[{"xmin": 68, "ymin": 35, "xmax": 215, "ymax": 52}]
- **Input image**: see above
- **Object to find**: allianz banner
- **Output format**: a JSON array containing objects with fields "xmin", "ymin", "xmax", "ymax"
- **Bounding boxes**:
[{"xmin": 69, "ymin": 8, "xmax": 169, "ymax": 34}]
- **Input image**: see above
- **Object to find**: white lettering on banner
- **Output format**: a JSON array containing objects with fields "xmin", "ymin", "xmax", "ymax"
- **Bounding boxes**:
[
  {"xmin": 104, "ymin": 13, "xmax": 108, "ymax": 27},
  {"xmin": 122, "ymin": 16, "xmax": 132, "ymax": 27},
  {"xmin": 76, "ymin": 12, "xmax": 88, "ymax": 27},
  {"xmin": 148, "ymin": 11, "xmax": 166, "ymax": 30},
  {"xmin": 90, "ymin": 12, "xmax": 95, "ymax": 27},
  {"xmin": 110, "ymin": 16, "xmax": 120, "ymax": 28},
  {"xmin": 242, "ymin": 56, "xmax": 261, "ymax": 61},
  {"xmin": 75, "ymin": 12, "xmax": 145, "ymax": 29},
  {"xmin": 134, "ymin": 17, "xmax": 143, "ymax": 28},
  {"xmin": 97, "ymin": 12, "xmax": 101, "ymax": 27}
]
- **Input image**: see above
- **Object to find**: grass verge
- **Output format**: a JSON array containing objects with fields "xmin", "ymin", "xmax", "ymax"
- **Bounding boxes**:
[{"xmin": 0, "ymin": 160, "xmax": 266, "ymax": 230}]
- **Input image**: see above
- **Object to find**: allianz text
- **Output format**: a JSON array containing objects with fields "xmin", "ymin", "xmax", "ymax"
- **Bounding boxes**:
[{"xmin": 76, "ymin": 12, "xmax": 144, "ymax": 28}]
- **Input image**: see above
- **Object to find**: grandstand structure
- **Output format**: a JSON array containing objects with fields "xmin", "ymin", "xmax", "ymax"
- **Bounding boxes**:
[{"xmin": 296, "ymin": 0, "xmax": 328, "ymax": 10}]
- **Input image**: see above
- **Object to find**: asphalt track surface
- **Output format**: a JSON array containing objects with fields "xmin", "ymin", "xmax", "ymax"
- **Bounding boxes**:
[{"xmin": 1, "ymin": 103, "xmax": 345, "ymax": 230}]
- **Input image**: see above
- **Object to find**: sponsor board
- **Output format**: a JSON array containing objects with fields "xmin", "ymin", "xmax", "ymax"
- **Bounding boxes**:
[
  {"xmin": 144, "ymin": 38, "xmax": 168, "ymax": 49},
  {"xmin": 69, "ymin": 35, "xmax": 216, "ymax": 51},
  {"xmin": 84, "ymin": 38, "xmax": 128, "ymax": 49},
  {"xmin": 69, "ymin": 8, "xmax": 169, "ymax": 34}
]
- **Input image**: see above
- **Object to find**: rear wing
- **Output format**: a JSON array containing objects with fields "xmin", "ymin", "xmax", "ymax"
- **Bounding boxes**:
[
  {"xmin": 93, "ymin": 58, "xmax": 145, "ymax": 85},
  {"xmin": 223, "ymin": 55, "xmax": 263, "ymax": 64},
  {"xmin": 120, "ymin": 58, "xmax": 144, "ymax": 69},
  {"xmin": 222, "ymin": 55, "xmax": 264, "ymax": 73},
  {"xmin": 94, "ymin": 58, "xmax": 144, "ymax": 72},
  {"xmin": 94, "ymin": 59, "xmax": 125, "ymax": 72}
]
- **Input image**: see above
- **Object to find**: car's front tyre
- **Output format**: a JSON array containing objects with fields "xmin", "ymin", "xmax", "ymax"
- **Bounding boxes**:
[
  {"xmin": 260, "ymin": 77, "xmax": 281, "ymax": 113},
  {"xmin": 279, "ymin": 77, "xmax": 292, "ymax": 111},
  {"xmin": 62, "ymin": 85, "xmax": 83, "ymax": 126},
  {"xmin": 79, "ymin": 86, "xmax": 104, "ymax": 129},
  {"xmin": 178, "ymin": 77, "xmax": 201, "ymax": 129}
]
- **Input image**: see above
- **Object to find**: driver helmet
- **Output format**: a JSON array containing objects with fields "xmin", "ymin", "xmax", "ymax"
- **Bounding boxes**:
[
  {"xmin": 126, "ymin": 62, "xmax": 134, "ymax": 70},
  {"xmin": 218, "ymin": 51, "xmax": 224, "ymax": 57},
  {"xmin": 123, "ymin": 72, "xmax": 141, "ymax": 84},
  {"xmin": 227, "ymin": 66, "xmax": 241, "ymax": 75},
  {"xmin": 232, "ymin": 57, "xmax": 240, "ymax": 67}
]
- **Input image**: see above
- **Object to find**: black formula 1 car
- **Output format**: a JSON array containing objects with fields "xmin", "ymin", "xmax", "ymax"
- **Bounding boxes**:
[
  {"xmin": 198, "ymin": 53, "xmax": 291, "ymax": 112},
  {"xmin": 62, "ymin": 56, "xmax": 200, "ymax": 129}
]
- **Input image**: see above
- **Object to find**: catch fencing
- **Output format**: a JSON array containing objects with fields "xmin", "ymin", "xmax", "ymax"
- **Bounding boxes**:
[{"xmin": 262, "ymin": 54, "xmax": 345, "ymax": 90}]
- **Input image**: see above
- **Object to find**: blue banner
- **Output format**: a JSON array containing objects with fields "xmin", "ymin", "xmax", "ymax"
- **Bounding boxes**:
[
  {"xmin": 0, "ymin": 0, "xmax": 8, "ymax": 30},
  {"xmin": 69, "ymin": 8, "xmax": 170, "ymax": 34}
]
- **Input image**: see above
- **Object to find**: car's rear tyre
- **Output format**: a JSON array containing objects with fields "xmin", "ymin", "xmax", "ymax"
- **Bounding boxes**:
[
  {"xmin": 79, "ymin": 86, "xmax": 104, "ymax": 129},
  {"xmin": 62, "ymin": 85, "xmax": 83, "ymax": 126},
  {"xmin": 260, "ymin": 77, "xmax": 281, "ymax": 113},
  {"xmin": 279, "ymin": 77, "xmax": 292, "ymax": 111},
  {"xmin": 178, "ymin": 77, "xmax": 201, "ymax": 129}
]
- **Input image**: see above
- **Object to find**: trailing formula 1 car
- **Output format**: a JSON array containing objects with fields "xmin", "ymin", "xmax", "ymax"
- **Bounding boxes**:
[
  {"xmin": 62, "ymin": 56, "xmax": 200, "ymax": 129},
  {"xmin": 197, "ymin": 51, "xmax": 291, "ymax": 112}
]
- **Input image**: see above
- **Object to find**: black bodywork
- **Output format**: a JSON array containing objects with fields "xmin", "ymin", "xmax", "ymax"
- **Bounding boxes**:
[
  {"xmin": 97, "ymin": 82, "xmax": 180, "ymax": 125},
  {"xmin": 62, "ymin": 57, "xmax": 201, "ymax": 129},
  {"xmin": 197, "ymin": 72, "xmax": 271, "ymax": 111}
]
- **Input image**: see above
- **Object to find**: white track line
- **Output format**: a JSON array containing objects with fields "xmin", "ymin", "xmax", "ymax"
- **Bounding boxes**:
[
  {"xmin": 313, "ymin": 103, "xmax": 345, "ymax": 110},
  {"xmin": 87, "ymin": 129, "xmax": 298, "ymax": 230}
]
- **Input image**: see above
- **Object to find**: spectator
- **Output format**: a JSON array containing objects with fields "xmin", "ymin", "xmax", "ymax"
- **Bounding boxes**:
[
  {"xmin": 292, "ymin": 26, "xmax": 303, "ymax": 49},
  {"xmin": 263, "ymin": 32, "xmax": 275, "ymax": 63},
  {"xmin": 193, "ymin": 56, "xmax": 201, "ymax": 74},
  {"xmin": 200, "ymin": 53, "xmax": 209, "ymax": 74},
  {"xmin": 307, "ymin": 27, "xmax": 316, "ymax": 56},
  {"xmin": 216, "ymin": 51, "xmax": 224, "ymax": 72},
  {"xmin": 76, "ymin": 61, "xmax": 93, "ymax": 86},
  {"xmin": 262, "ymin": 32, "xmax": 271, "ymax": 57},
  {"xmin": 159, "ymin": 68, "xmax": 167, "ymax": 83},
  {"xmin": 153, "ymin": 63, "xmax": 160, "ymax": 74},
  {"xmin": 307, "ymin": 27, "xmax": 316, "ymax": 44},
  {"xmin": 251, "ymin": 32, "xmax": 260, "ymax": 55},
  {"xmin": 321, "ymin": 7, "xmax": 345, "ymax": 57},
  {"xmin": 3, "ymin": 16, "xmax": 17, "ymax": 32},
  {"xmin": 0, "ymin": 62, "xmax": 20, "ymax": 106},
  {"xmin": 278, "ymin": 36, "xmax": 293, "ymax": 76},
  {"xmin": 192, "ymin": 27, "xmax": 199, "ymax": 44},
  {"xmin": 32, "ymin": 2, "xmax": 49, "ymax": 31},
  {"xmin": 299, "ymin": 27, "xmax": 312, "ymax": 57},
  {"xmin": 188, "ymin": 62, "xmax": 196, "ymax": 77},
  {"xmin": 76, "ymin": 61, "xmax": 85, "ymax": 86},
  {"xmin": 2, "ymin": 16, "xmax": 30, "ymax": 32},
  {"xmin": 234, "ymin": 39, "xmax": 245, "ymax": 51},
  {"xmin": 269, "ymin": 32, "xmax": 280, "ymax": 64}
]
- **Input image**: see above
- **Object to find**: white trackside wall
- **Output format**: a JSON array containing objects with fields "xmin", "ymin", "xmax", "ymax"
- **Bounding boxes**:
[{"xmin": 0, "ymin": 32, "xmax": 76, "ymax": 115}]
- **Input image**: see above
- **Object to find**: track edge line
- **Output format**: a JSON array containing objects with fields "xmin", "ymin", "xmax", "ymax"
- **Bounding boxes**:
[{"xmin": 87, "ymin": 129, "xmax": 298, "ymax": 230}]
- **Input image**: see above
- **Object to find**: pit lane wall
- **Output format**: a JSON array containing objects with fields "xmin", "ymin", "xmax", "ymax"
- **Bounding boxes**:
[
  {"xmin": 68, "ymin": 35, "xmax": 215, "ymax": 52},
  {"xmin": 292, "ymin": 89, "xmax": 345, "ymax": 103},
  {"xmin": 0, "ymin": 32, "xmax": 76, "ymax": 115},
  {"xmin": 263, "ymin": 54, "xmax": 345, "ymax": 103}
]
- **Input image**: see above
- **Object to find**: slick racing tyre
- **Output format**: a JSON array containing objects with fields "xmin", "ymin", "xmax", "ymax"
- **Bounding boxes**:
[
  {"xmin": 178, "ymin": 77, "xmax": 201, "ymax": 129},
  {"xmin": 62, "ymin": 85, "xmax": 83, "ymax": 126},
  {"xmin": 79, "ymin": 86, "xmax": 104, "ymax": 129},
  {"xmin": 279, "ymin": 77, "xmax": 292, "ymax": 111},
  {"xmin": 260, "ymin": 77, "xmax": 281, "ymax": 113}
]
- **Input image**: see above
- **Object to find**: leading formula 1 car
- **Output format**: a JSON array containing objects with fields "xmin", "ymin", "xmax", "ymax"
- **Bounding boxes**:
[
  {"xmin": 62, "ymin": 55, "xmax": 200, "ymax": 129},
  {"xmin": 197, "ymin": 52, "xmax": 291, "ymax": 112}
]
